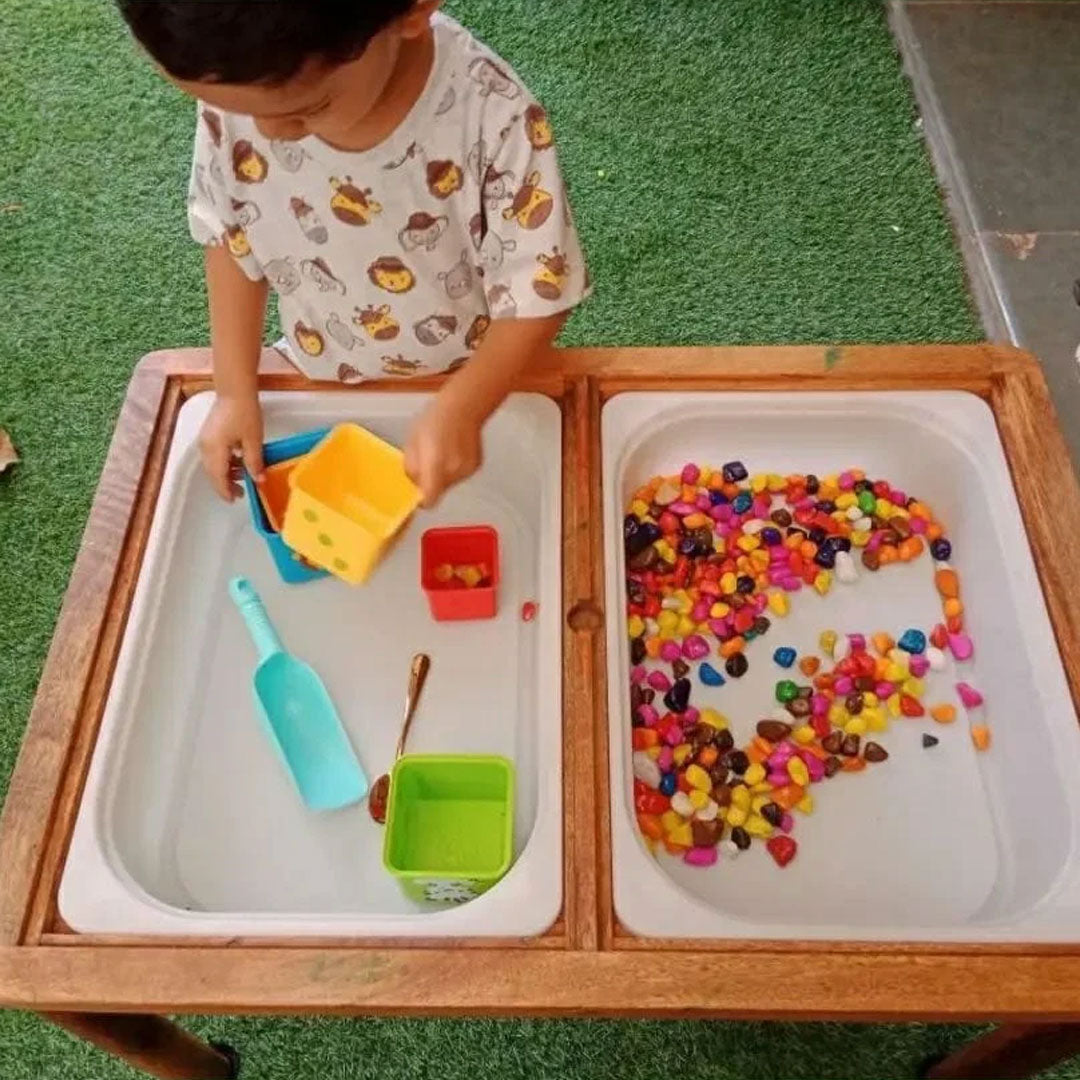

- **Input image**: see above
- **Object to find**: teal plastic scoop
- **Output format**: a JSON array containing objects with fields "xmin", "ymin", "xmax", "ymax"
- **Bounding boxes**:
[{"xmin": 229, "ymin": 576, "xmax": 368, "ymax": 811}]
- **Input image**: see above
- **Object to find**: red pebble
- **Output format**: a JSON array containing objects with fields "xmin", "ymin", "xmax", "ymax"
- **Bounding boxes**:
[
  {"xmin": 811, "ymin": 714, "xmax": 831, "ymax": 739},
  {"xmin": 636, "ymin": 789, "xmax": 669, "ymax": 815},
  {"xmin": 854, "ymin": 653, "xmax": 877, "ymax": 678},
  {"xmin": 674, "ymin": 557, "xmax": 691, "ymax": 588},
  {"xmin": 658, "ymin": 511, "xmax": 680, "ymax": 534},
  {"xmin": 733, "ymin": 608, "xmax": 755, "ymax": 634},
  {"xmin": 899, "ymin": 693, "xmax": 925, "ymax": 718},
  {"xmin": 643, "ymin": 596, "xmax": 661, "ymax": 618},
  {"xmin": 873, "ymin": 480, "xmax": 890, "ymax": 498},
  {"xmin": 766, "ymin": 835, "xmax": 798, "ymax": 867},
  {"xmin": 929, "ymin": 623, "xmax": 948, "ymax": 649},
  {"xmin": 677, "ymin": 771, "xmax": 693, "ymax": 794}
]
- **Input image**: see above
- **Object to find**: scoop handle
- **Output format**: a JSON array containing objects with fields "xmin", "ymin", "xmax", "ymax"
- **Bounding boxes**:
[
  {"xmin": 229, "ymin": 576, "xmax": 284, "ymax": 663},
  {"xmin": 396, "ymin": 653, "xmax": 431, "ymax": 761}
]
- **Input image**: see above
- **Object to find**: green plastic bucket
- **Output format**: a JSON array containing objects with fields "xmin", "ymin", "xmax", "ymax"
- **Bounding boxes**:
[{"xmin": 383, "ymin": 755, "xmax": 515, "ymax": 905}]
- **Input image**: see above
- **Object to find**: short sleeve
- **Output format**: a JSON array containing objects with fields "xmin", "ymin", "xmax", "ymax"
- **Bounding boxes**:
[
  {"xmin": 478, "ymin": 99, "xmax": 590, "ymax": 321},
  {"xmin": 186, "ymin": 105, "xmax": 264, "ymax": 281}
]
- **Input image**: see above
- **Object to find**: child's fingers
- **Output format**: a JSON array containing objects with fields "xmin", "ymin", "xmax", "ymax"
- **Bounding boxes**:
[
  {"xmin": 206, "ymin": 444, "xmax": 236, "ymax": 502},
  {"xmin": 241, "ymin": 430, "xmax": 265, "ymax": 481}
]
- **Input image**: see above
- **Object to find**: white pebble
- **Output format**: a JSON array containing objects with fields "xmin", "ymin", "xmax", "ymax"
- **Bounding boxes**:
[
  {"xmin": 654, "ymin": 482, "xmax": 679, "ymax": 505},
  {"xmin": 645, "ymin": 617, "xmax": 659, "ymax": 636},
  {"xmin": 835, "ymin": 550, "xmax": 858, "ymax": 584},
  {"xmin": 695, "ymin": 799, "xmax": 719, "ymax": 822},
  {"xmin": 671, "ymin": 791, "xmax": 695, "ymax": 818},
  {"xmin": 721, "ymin": 840, "xmax": 740, "ymax": 860},
  {"xmin": 743, "ymin": 518, "xmax": 766, "ymax": 535},
  {"xmin": 854, "ymin": 516, "xmax": 872, "ymax": 532},
  {"xmin": 773, "ymin": 706, "xmax": 794, "ymax": 723},
  {"xmin": 632, "ymin": 751, "xmax": 661, "ymax": 789},
  {"xmin": 846, "ymin": 506, "xmax": 863, "ymax": 522},
  {"xmin": 926, "ymin": 645, "xmax": 947, "ymax": 671},
  {"xmin": 661, "ymin": 596, "xmax": 682, "ymax": 611}
]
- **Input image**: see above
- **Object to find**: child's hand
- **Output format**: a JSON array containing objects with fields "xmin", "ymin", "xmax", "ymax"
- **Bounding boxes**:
[
  {"xmin": 404, "ymin": 397, "xmax": 483, "ymax": 508},
  {"xmin": 199, "ymin": 393, "xmax": 265, "ymax": 501}
]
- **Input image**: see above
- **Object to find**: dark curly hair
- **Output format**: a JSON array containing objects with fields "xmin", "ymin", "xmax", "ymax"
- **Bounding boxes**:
[{"xmin": 117, "ymin": 1, "xmax": 417, "ymax": 85}]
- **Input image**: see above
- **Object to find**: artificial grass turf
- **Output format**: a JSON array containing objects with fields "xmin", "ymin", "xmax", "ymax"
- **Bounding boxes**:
[{"xmin": 0, "ymin": 0, "xmax": 1011, "ymax": 1076}]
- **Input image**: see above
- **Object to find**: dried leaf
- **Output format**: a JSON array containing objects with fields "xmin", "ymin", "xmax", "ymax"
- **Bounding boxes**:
[
  {"xmin": 0, "ymin": 203, "xmax": 22, "ymax": 214},
  {"xmin": 0, "ymin": 428, "xmax": 19, "ymax": 474},
  {"xmin": 1002, "ymin": 232, "xmax": 1037, "ymax": 260}
]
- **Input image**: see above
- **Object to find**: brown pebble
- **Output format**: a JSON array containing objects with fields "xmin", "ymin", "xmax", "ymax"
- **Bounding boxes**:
[
  {"xmin": 861, "ymin": 548, "xmax": 881, "ymax": 572},
  {"xmin": 823, "ymin": 755, "xmax": 842, "ymax": 777},
  {"xmin": 713, "ymin": 783, "xmax": 733, "ymax": 807},
  {"xmin": 890, "ymin": 516, "xmax": 912, "ymax": 539},
  {"xmin": 672, "ymin": 659, "xmax": 690, "ymax": 679},
  {"xmin": 840, "ymin": 733, "xmax": 861, "ymax": 757},
  {"xmin": 630, "ymin": 685, "xmax": 643, "ymax": 712},
  {"xmin": 691, "ymin": 818, "xmax": 724, "ymax": 848},
  {"xmin": 640, "ymin": 688, "xmax": 655, "ymax": 705},
  {"xmin": 709, "ymin": 765, "xmax": 730, "ymax": 787},
  {"xmin": 844, "ymin": 692, "xmax": 864, "ymax": 715},
  {"xmin": 786, "ymin": 697, "xmax": 812, "ymax": 719},
  {"xmin": 715, "ymin": 729, "xmax": 735, "ymax": 753},
  {"xmin": 863, "ymin": 741, "xmax": 888, "ymax": 763},
  {"xmin": 854, "ymin": 676, "xmax": 875, "ymax": 693},
  {"xmin": 628, "ymin": 545, "xmax": 659, "ymax": 571},
  {"xmin": 756, "ymin": 719, "xmax": 792, "ymax": 742},
  {"xmin": 770, "ymin": 509, "xmax": 793, "ymax": 527},
  {"xmin": 731, "ymin": 825, "xmax": 751, "ymax": 850},
  {"xmin": 760, "ymin": 802, "xmax": 783, "ymax": 827},
  {"xmin": 822, "ymin": 731, "xmax": 843, "ymax": 754}
]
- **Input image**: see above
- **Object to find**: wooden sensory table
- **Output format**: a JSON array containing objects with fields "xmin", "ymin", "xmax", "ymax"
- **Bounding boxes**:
[{"xmin": 3, "ymin": 344, "xmax": 1080, "ymax": 1080}]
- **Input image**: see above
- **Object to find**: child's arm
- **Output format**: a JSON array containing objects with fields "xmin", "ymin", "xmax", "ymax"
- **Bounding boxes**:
[
  {"xmin": 199, "ymin": 244, "xmax": 269, "ymax": 501},
  {"xmin": 404, "ymin": 313, "xmax": 564, "ymax": 507}
]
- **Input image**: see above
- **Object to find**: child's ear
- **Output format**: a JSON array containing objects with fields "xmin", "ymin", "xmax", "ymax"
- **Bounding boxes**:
[{"xmin": 398, "ymin": 0, "xmax": 443, "ymax": 39}]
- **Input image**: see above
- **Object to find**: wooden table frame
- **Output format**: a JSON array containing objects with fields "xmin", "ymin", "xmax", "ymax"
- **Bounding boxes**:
[{"xmin": 3, "ymin": 344, "xmax": 1080, "ymax": 1080}]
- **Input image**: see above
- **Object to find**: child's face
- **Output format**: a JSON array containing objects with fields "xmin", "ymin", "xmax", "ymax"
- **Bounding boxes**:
[{"xmin": 171, "ymin": 3, "xmax": 438, "ymax": 147}]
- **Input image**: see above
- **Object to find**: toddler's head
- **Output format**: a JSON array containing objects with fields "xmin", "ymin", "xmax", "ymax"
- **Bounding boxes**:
[{"xmin": 117, "ymin": 1, "xmax": 439, "ymax": 143}]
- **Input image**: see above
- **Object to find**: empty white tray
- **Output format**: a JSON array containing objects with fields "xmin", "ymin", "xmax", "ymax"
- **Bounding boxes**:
[
  {"xmin": 604, "ymin": 391, "xmax": 1080, "ymax": 941},
  {"xmin": 60, "ymin": 391, "xmax": 562, "ymax": 937}
]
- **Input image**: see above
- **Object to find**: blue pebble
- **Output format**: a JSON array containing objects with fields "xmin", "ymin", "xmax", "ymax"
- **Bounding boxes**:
[
  {"xmin": 659, "ymin": 772, "xmax": 677, "ymax": 797},
  {"xmin": 732, "ymin": 492, "xmax": 752, "ymax": 514},
  {"xmin": 898, "ymin": 628, "xmax": 927, "ymax": 654},
  {"xmin": 699, "ymin": 662, "xmax": 726, "ymax": 687},
  {"xmin": 709, "ymin": 490, "xmax": 729, "ymax": 506},
  {"xmin": 773, "ymin": 646, "xmax": 797, "ymax": 668}
]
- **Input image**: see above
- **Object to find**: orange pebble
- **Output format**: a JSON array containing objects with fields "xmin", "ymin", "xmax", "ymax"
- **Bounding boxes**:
[
  {"xmin": 971, "ymin": 724, "xmax": 992, "ymax": 751},
  {"xmin": 801, "ymin": 743, "xmax": 828, "ymax": 761},
  {"xmin": 872, "ymin": 632, "xmax": 895, "ymax": 656},
  {"xmin": 841, "ymin": 756, "xmax": 867, "ymax": 772},
  {"xmin": 909, "ymin": 500, "xmax": 932, "ymax": 520},
  {"xmin": 697, "ymin": 745, "xmax": 719, "ymax": 768},
  {"xmin": 681, "ymin": 484, "xmax": 697, "ymax": 503},
  {"xmin": 946, "ymin": 614, "xmax": 964, "ymax": 634},
  {"xmin": 746, "ymin": 743, "xmax": 768, "ymax": 765},
  {"xmin": 773, "ymin": 784, "xmax": 805, "ymax": 810},
  {"xmin": 930, "ymin": 704, "xmax": 957, "ymax": 725},
  {"xmin": 637, "ymin": 813, "xmax": 664, "ymax": 841},
  {"xmin": 878, "ymin": 545, "xmax": 899, "ymax": 566},
  {"xmin": 645, "ymin": 637, "xmax": 662, "ymax": 659},
  {"xmin": 943, "ymin": 598, "xmax": 963, "ymax": 618},
  {"xmin": 751, "ymin": 736, "xmax": 774, "ymax": 758},
  {"xmin": 927, "ymin": 523, "xmax": 944, "ymax": 541},
  {"xmin": 663, "ymin": 839, "xmax": 689, "ymax": 855},
  {"xmin": 719, "ymin": 636, "xmax": 746, "ymax": 659},
  {"xmin": 632, "ymin": 728, "xmax": 660, "ymax": 750},
  {"xmin": 935, "ymin": 568, "xmax": 960, "ymax": 599},
  {"xmin": 798, "ymin": 656, "xmax": 821, "ymax": 677},
  {"xmin": 898, "ymin": 536, "xmax": 924, "ymax": 562},
  {"xmin": 799, "ymin": 540, "xmax": 818, "ymax": 560}
]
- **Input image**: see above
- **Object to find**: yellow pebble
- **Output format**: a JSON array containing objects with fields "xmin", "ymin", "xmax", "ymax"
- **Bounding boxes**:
[
  {"xmin": 767, "ymin": 591, "xmax": 790, "ymax": 617},
  {"xmin": 657, "ymin": 610, "xmax": 678, "ymax": 632},
  {"xmin": 750, "ymin": 781, "xmax": 774, "ymax": 795},
  {"xmin": 627, "ymin": 615, "xmax": 645, "ymax": 639},
  {"xmin": 630, "ymin": 499, "xmax": 650, "ymax": 518},
  {"xmin": 726, "ymin": 806, "xmax": 748, "ymax": 828},
  {"xmin": 863, "ymin": 692, "xmax": 879, "ymax": 707},
  {"xmin": 744, "ymin": 762, "xmax": 766, "ymax": 786},
  {"xmin": 851, "ymin": 529, "xmax": 871, "ymax": 548},
  {"xmin": 731, "ymin": 785, "xmax": 751, "ymax": 810},
  {"xmin": 435, "ymin": 563, "xmax": 455, "ymax": 583},
  {"xmin": 813, "ymin": 570, "xmax": 832, "ymax": 595},
  {"xmin": 750, "ymin": 473, "xmax": 768, "ymax": 493},
  {"xmin": 864, "ymin": 708, "xmax": 888, "ymax": 733},
  {"xmin": 676, "ymin": 616, "xmax": 695, "ymax": 638},
  {"xmin": 713, "ymin": 537, "xmax": 726, "ymax": 555},
  {"xmin": 787, "ymin": 757, "xmax": 810, "ymax": 786},
  {"xmin": 720, "ymin": 572, "xmax": 737, "ymax": 595},
  {"xmin": 887, "ymin": 693, "xmax": 902, "ymax": 717},
  {"xmin": 685, "ymin": 764, "xmax": 711, "ymax": 792},
  {"xmin": 661, "ymin": 810, "xmax": 682, "ymax": 834},
  {"xmin": 872, "ymin": 632, "xmax": 894, "ymax": 656},
  {"xmin": 646, "ymin": 746, "xmax": 661, "ymax": 760},
  {"xmin": 744, "ymin": 814, "xmax": 774, "ymax": 839},
  {"xmin": 844, "ymin": 716, "xmax": 868, "ymax": 736},
  {"xmin": 751, "ymin": 794, "xmax": 770, "ymax": 814},
  {"xmin": 820, "ymin": 629, "xmax": 838, "ymax": 658},
  {"xmin": 736, "ymin": 535, "xmax": 760, "ymax": 553},
  {"xmin": 672, "ymin": 744, "xmax": 693, "ymax": 767},
  {"xmin": 795, "ymin": 794, "xmax": 814, "ymax": 815},
  {"xmin": 828, "ymin": 703, "xmax": 847, "ymax": 726},
  {"xmin": 668, "ymin": 822, "xmax": 693, "ymax": 848},
  {"xmin": 793, "ymin": 724, "xmax": 815, "ymax": 745},
  {"xmin": 767, "ymin": 474, "xmax": 787, "ymax": 492},
  {"xmin": 682, "ymin": 512, "xmax": 708, "ymax": 529},
  {"xmin": 698, "ymin": 708, "xmax": 729, "ymax": 730},
  {"xmin": 688, "ymin": 788, "xmax": 709, "ymax": 810},
  {"xmin": 903, "ymin": 677, "xmax": 925, "ymax": 698},
  {"xmin": 749, "ymin": 549, "xmax": 770, "ymax": 570},
  {"xmin": 835, "ymin": 492, "xmax": 857, "ymax": 510},
  {"xmin": 885, "ymin": 663, "xmax": 907, "ymax": 683},
  {"xmin": 710, "ymin": 602, "xmax": 731, "ymax": 619},
  {"xmin": 655, "ymin": 540, "xmax": 676, "ymax": 564}
]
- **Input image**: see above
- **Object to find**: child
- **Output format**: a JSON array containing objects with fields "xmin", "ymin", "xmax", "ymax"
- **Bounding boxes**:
[{"xmin": 117, "ymin": 1, "xmax": 589, "ymax": 505}]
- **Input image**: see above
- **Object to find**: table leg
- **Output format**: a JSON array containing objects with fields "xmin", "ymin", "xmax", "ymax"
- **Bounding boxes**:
[
  {"xmin": 925, "ymin": 1023, "xmax": 1080, "ymax": 1080},
  {"xmin": 40, "ymin": 1013, "xmax": 239, "ymax": 1080}
]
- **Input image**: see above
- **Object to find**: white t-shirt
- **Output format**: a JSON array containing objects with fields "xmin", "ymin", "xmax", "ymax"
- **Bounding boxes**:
[{"xmin": 187, "ymin": 14, "xmax": 589, "ymax": 382}]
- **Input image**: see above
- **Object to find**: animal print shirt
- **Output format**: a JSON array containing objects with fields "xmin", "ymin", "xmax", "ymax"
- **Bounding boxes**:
[{"xmin": 187, "ymin": 13, "xmax": 589, "ymax": 382}]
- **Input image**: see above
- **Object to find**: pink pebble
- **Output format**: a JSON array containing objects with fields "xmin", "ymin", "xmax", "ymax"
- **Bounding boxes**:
[
  {"xmin": 908, "ymin": 654, "xmax": 930, "ymax": 678},
  {"xmin": 795, "ymin": 497, "xmax": 815, "ymax": 511},
  {"xmin": 753, "ymin": 495, "xmax": 771, "ymax": 516},
  {"xmin": 715, "ymin": 504, "xmax": 733, "ymax": 522},
  {"xmin": 948, "ymin": 633, "xmax": 974, "ymax": 661},
  {"xmin": 909, "ymin": 516, "xmax": 928, "ymax": 535},
  {"xmin": 867, "ymin": 532, "xmax": 884, "ymax": 552},
  {"xmin": 957, "ymin": 682, "xmax": 984, "ymax": 709},
  {"xmin": 834, "ymin": 676, "xmax": 854, "ymax": 695},
  {"xmin": 838, "ymin": 471, "xmax": 855, "ymax": 491},
  {"xmin": 848, "ymin": 634, "xmax": 867, "ymax": 652},
  {"xmin": 768, "ymin": 742, "xmax": 795, "ymax": 765},
  {"xmin": 638, "ymin": 704, "xmax": 659, "ymax": 727},
  {"xmin": 656, "ymin": 747, "xmax": 674, "ymax": 771},
  {"xmin": 660, "ymin": 641, "xmax": 682, "ymax": 663},
  {"xmin": 754, "ymin": 594, "xmax": 768, "ymax": 613},
  {"xmin": 681, "ymin": 463, "xmax": 700, "ymax": 485},
  {"xmin": 695, "ymin": 493, "xmax": 711, "ymax": 511},
  {"xmin": 683, "ymin": 707, "xmax": 700, "ymax": 725},
  {"xmin": 811, "ymin": 693, "xmax": 830, "ymax": 717},
  {"xmin": 779, "ymin": 812, "xmax": 795, "ymax": 833},
  {"xmin": 683, "ymin": 846, "xmax": 718, "ymax": 867},
  {"xmin": 891, "ymin": 489, "xmax": 907, "ymax": 505},
  {"xmin": 682, "ymin": 635, "xmax": 710, "ymax": 660},
  {"xmin": 663, "ymin": 724, "xmax": 683, "ymax": 746},
  {"xmin": 630, "ymin": 666, "xmax": 646, "ymax": 685},
  {"xmin": 691, "ymin": 601, "xmax": 710, "ymax": 623},
  {"xmin": 767, "ymin": 771, "xmax": 790, "ymax": 788},
  {"xmin": 782, "ymin": 578, "xmax": 803, "ymax": 592},
  {"xmin": 708, "ymin": 618, "xmax": 727, "ymax": 638},
  {"xmin": 647, "ymin": 670, "xmax": 672, "ymax": 692},
  {"xmin": 709, "ymin": 505, "xmax": 725, "ymax": 522},
  {"xmin": 669, "ymin": 501, "xmax": 696, "ymax": 516},
  {"xmin": 874, "ymin": 681, "xmax": 895, "ymax": 699},
  {"xmin": 798, "ymin": 750, "xmax": 825, "ymax": 782}
]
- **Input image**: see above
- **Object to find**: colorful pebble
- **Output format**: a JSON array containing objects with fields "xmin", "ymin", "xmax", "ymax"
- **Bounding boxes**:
[{"xmin": 773, "ymin": 647, "xmax": 797, "ymax": 669}]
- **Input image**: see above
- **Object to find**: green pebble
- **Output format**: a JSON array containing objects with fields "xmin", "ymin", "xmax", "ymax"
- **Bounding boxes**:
[
  {"xmin": 775, "ymin": 679, "xmax": 799, "ymax": 704},
  {"xmin": 858, "ymin": 490, "xmax": 877, "ymax": 514}
]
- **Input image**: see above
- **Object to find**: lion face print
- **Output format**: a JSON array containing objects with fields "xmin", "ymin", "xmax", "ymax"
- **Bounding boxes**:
[
  {"xmin": 524, "ymin": 104, "xmax": 554, "ymax": 151},
  {"xmin": 294, "ymin": 321, "xmax": 325, "ymax": 357},
  {"xmin": 223, "ymin": 224, "xmax": 250, "ymax": 258},
  {"xmin": 426, "ymin": 159, "xmax": 464, "ymax": 200},
  {"xmin": 232, "ymin": 140, "xmax": 268, "ymax": 183},
  {"xmin": 368, "ymin": 256, "xmax": 415, "ymax": 294}
]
